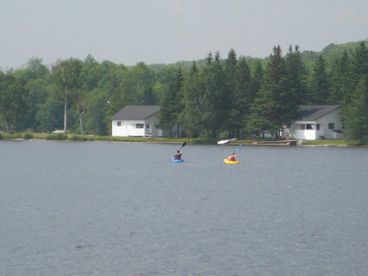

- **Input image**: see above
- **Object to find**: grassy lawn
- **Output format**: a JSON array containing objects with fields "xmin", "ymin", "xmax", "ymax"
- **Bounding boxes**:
[
  {"xmin": 0, "ymin": 131, "xmax": 363, "ymax": 146},
  {"xmin": 0, "ymin": 131, "xmax": 208, "ymax": 145},
  {"xmin": 300, "ymin": 139, "xmax": 360, "ymax": 146}
]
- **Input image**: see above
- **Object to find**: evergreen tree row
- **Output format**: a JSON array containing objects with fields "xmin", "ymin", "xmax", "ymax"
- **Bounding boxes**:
[{"xmin": 1, "ymin": 42, "xmax": 368, "ymax": 142}]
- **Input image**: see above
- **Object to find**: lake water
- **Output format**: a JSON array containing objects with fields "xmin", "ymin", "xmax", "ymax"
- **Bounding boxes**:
[{"xmin": 0, "ymin": 140, "xmax": 368, "ymax": 275}]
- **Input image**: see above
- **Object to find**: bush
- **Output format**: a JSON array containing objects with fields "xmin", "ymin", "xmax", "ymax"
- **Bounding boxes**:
[
  {"xmin": 7, "ymin": 132, "xmax": 22, "ymax": 139},
  {"xmin": 71, "ymin": 135, "xmax": 88, "ymax": 141},
  {"xmin": 358, "ymin": 136, "xmax": 368, "ymax": 145},
  {"xmin": 46, "ymin": 133, "xmax": 68, "ymax": 140},
  {"xmin": 23, "ymin": 132, "xmax": 34, "ymax": 140},
  {"xmin": 192, "ymin": 137, "xmax": 216, "ymax": 144}
]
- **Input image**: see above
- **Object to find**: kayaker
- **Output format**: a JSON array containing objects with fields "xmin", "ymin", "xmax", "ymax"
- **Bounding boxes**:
[
  {"xmin": 227, "ymin": 152, "xmax": 236, "ymax": 161},
  {"xmin": 174, "ymin": 150, "xmax": 182, "ymax": 160}
]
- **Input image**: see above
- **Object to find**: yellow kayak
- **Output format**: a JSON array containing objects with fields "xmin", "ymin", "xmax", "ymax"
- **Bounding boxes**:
[{"xmin": 224, "ymin": 158, "xmax": 240, "ymax": 165}]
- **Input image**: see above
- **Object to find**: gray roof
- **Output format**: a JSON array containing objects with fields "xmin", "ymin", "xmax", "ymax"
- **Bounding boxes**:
[
  {"xmin": 112, "ymin": 105, "xmax": 160, "ymax": 120},
  {"xmin": 295, "ymin": 105, "xmax": 339, "ymax": 121}
]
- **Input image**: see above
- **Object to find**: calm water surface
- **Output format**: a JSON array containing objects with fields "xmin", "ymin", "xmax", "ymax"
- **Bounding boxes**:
[{"xmin": 0, "ymin": 140, "xmax": 368, "ymax": 275}]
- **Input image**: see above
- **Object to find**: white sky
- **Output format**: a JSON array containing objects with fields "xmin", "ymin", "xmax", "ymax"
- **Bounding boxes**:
[{"xmin": 1, "ymin": 0, "xmax": 367, "ymax": 69}]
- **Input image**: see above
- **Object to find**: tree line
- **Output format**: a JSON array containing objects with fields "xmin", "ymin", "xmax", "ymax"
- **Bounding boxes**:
[{"xmin": 0, "ymin": 42, "xmax": 368, "ymax": 142}]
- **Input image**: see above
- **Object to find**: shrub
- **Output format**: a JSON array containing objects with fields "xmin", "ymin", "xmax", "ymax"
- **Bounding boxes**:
[
  {"xmin": 46, "ymin": 133, "xmax": 68, "ymax": 140},
  {"xmin": 71, "ymin": 135, "xmax": 88, "ymax": 141},
  {"xmin": 7, "ymin": 132, "xmax": 22, "ymax": 139},
  {"xmin": 23, "ymin": 132, "xmax": 34, "ymax": 140}
]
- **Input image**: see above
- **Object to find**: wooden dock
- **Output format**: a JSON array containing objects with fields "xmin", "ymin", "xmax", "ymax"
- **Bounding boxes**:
[{"xmin": 251, "ymin": 140, "xmax": 297, "ymax": 146}]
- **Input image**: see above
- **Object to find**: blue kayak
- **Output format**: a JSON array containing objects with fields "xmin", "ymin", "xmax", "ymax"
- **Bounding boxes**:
[{"xmin": 171, "ymin": 158, "xmax": 184, "ymax": 163}]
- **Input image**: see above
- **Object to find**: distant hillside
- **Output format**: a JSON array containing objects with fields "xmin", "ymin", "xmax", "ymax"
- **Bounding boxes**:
[
  {"xmin": 147, "ymin": 38, "xmax": 368, "ymax": 73},
  {"xmin": 148, "ymin": 56, "xmax": 266, "ymax": 73},
  {"xmin": 321, "ymin": 39, "xmax": 368, "ymax": 58},
  {"xmin": 301, "ymin": 39, "xmax": 368, "ymax": 72}
]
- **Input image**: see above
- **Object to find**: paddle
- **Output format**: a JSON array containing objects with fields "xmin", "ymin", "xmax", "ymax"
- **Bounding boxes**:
[
  {"xmin": 179, "ymin": 142, "xmax": 186, "ymax": 150},
  {"xmin": 232, "ymin": 144, "xmax": 243, "ymax": 157},
  {"xmin": 217, "ymin": 138, "xmax": 237, "ymax": 145},
  {"xmin": 228, "ymin": 143, "xmax": 242, "ymax": 158}
]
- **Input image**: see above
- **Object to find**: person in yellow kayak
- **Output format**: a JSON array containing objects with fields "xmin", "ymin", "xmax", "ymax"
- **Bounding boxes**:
[{"xmin": 227, "ymin": 152, "xmax": 237, "ymax": 161}]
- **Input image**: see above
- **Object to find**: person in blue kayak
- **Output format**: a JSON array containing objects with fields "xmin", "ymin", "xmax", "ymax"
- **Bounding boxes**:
[
  {"xmin": 174, "ymin": 149, "xmax": 182, "ymax": 160},
  {"xmin": 227, "ymin": 152, "xmax": 237, "ymax": 161}
]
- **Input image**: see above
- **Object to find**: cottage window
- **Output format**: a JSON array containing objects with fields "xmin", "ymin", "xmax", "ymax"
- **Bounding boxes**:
[
  {"xmin": 306, "ymin": 124, "xmax": 315, "ymax": 130},
  {"xmin": 146, "ymin": 124, "xmax": 150, "ymax": 129},
  {"xmin": 328, "ymin": 123, "xmax": 335, "ymax": 130},
  {"xmin": 136, "ymin": 123, "xmax": 144, "ymax": 129},
  {"xmin": 295, "ymin": 124, "xmax": 305, "ymax": 130},
  {"xmin": 117, "ymin": 121, "xmax": 121, "ymax": 126},
  {"xmin": 317, "ymin": 124, "xmax": 320, "ymax": 130}
]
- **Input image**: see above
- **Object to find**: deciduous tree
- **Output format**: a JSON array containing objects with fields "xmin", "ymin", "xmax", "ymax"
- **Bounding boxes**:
[{"xmin": 52, "ymin": 58, "xmax": 83, "ymax": 132}]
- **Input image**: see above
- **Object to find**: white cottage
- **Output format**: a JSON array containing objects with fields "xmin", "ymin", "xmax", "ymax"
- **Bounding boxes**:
[
  {"xmin": 290, "ymin": 105, "xmax": 343, "ymax": 140},
  {"xmin": 111, "ymin": 105, "xmax": 164, "ymax": 137}
]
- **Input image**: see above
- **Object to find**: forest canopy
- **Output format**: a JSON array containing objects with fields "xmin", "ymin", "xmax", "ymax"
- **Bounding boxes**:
[{"xmin": 0, "ymin": 39, "xmax": 368, "ymax": 143}]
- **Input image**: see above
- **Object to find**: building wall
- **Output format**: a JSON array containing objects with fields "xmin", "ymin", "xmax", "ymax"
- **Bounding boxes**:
[
  {"xmin": 112, "ymin": 120, "xmax": 145, "ymax": 136},
  {"xmin": 293, "ymin": 121, "xmax": 317, "ymax": 140},
  {"xmin": 291, "ymin": 109, "xmax": 343, "ymax": 140},
  {"xmin": 317, "ymin": 109, "xmax": 343, "ymax": 139},
  {"xmin": 112, "ymin": 115, "xmax": 164, "ymax": 137}
]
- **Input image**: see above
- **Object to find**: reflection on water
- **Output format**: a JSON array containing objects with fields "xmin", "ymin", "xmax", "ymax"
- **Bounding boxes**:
[{"xmin": 0, "ymin": 140, "xmax": 368, "ymax": 275}]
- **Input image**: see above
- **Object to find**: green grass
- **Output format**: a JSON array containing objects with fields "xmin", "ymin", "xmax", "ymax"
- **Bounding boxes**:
[
  {"xmin": 301, "ymin": 139, "xmax": 359, "ymax": 146},
  {"xmin": 0, "ymin": 132, "xmax": 23, "ymax": 140},
  {"xmin": 0, "ymin": 131, "xmax": 206, "ymax": 145},
  {"xmin": 0, "ymin": 131, "xmax": 364, "ymax": 146}
]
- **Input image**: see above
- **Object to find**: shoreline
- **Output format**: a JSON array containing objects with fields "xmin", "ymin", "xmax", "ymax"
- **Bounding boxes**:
[{"xmin": 0, "ymin": 132, "xmax": 364, "ymax": 147}]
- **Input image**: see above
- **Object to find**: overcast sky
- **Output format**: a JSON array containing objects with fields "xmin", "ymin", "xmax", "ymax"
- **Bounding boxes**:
[{"xmin": 1, "ymin": 0, "xmax": 367, "ymax": 69}]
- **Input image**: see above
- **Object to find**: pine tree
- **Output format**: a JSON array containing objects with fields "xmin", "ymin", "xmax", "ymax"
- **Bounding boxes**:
[
  {"xmin": 309, "ymin": 55, "xmax": 330, "ymax": 104},
  {"xmin": 330, "ymin": 51, "xmax": 353, "ymax": 105},
  {"xmin": 284, "ymin": 45, "xmax": 308, "ymax": 107},
  {"xmin": 252, "ymin": 61, "xmax": 264, "ymax": 96},
  {"xmin": 224, "ymin": 49, "xmax": 238, "ymax": 137},
  {"xmin": 232, "ymin": 57, "xmax": 254, "ymax": 137},
  {"xmin": 247, "ymin": 46, "xmax": 287, "ymax": 137},
  {"xmin": 342, "ymin": 42, "xmax": 368, "ymax": 143},
  {"xmin": 197, "ymin": 52, "xmax": 231, "ymax": 138},
  {"xmin": 352, "ymin": 42, "xmax": 368, "ymax": 85},
  {"xmin": 225, "ymin": 49, "xmax": 237, "ymax": 76},
  {"xmin": 344, "ymin": 78, "xmax": 368, "ymax": 144}
]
